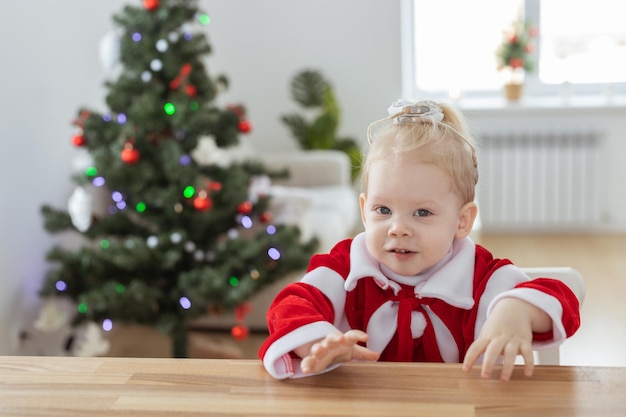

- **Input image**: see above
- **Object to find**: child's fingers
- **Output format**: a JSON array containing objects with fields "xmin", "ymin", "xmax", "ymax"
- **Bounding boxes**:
[
  {"xmin": 302, "ymin": 330, "xmax": 376, "ymax": 374},
  {"xmin": 352, "ymin": 345, "xmax": 380, "ymax": 362},
  {"xmin": 342, "ymin": 330, "xmax": 379, "ymax": 361},
  {"xmin": 310, "ymin": 340, "xmax": 329, "ymax": 357},
  {"xmin": 301, "ymin": 356, "xmax": 323, "ymax": 374},
  {"xmin": 462, "ymin": 338, "xmax": 487, "ymax": 371},
  {"xmin": 519, "ymin": 343, "xmax": 535, "ymax": 377},
  {"xmin": 301, "ymin": 343, "xmax": 333, "ymax": 374},
  {"xmin": 481, "ymin": 338, "xmax": 512, "ymax": 379},
  {"xmin": 343, "ymin": 329, "xmax": 369, "ymax": 343},
  {"xmin": 498, "ymin": 342, "xmax": 519, "ymax": 381}
]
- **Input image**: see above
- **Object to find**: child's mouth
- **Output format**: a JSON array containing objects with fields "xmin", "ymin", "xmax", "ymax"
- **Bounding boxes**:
[{"xmin": 391, "ymin": 249, "xmax": 413, "ymax": 254}]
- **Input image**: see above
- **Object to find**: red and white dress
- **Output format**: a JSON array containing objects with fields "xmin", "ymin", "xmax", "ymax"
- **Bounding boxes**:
[{"xmin": 258, "ymin": 233, "xmax": 580, "ymax": 379}]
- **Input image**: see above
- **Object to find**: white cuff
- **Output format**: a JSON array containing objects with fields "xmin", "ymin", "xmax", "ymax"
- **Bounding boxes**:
[
  {"xmin": 262, "ymin": 321, "xmax": 341, "ymax": 379},
  {"xmin": 488, "ymin": 288, "xmax": 566, "ymax": 350}
]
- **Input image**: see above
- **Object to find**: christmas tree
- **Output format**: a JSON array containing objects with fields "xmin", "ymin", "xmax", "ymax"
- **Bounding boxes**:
[{"xmin": 38, "ymin": 0, "xmax": 317, "ymax": 358}]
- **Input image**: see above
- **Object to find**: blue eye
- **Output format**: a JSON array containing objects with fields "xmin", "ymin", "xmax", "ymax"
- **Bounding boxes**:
[
  {"xmin": 375, "ymin": 206, "xmax": 391, "ymax": 215},
  {"xmin": 416, "ymin": 209, "xmax": 431, "ymax": 217}
]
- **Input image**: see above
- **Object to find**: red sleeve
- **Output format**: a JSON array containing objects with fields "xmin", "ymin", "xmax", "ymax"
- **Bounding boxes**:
[
  {"xmin": 517, "ymin": 278, "xmax": 581, "ymax": 338},
  {"xmin": 259, "ymin": 239, "xmax": 353, "ymax": 360},
  {"xmin": 265, "ymin": 282, "xmax": 336, "ymax": 337},
  {"xmin": 258, "ymin": 283, "xmax": 336, "ymax": 360}
]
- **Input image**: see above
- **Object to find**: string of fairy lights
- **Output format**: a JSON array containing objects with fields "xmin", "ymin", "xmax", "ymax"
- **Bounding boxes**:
[{"xmin": 61, "ymin": 150, "xmax": 283, "ymax": 324}]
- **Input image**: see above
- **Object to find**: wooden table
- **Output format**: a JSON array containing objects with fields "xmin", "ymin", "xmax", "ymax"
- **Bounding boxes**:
[{"xmin": 1, "ymin": 356, "xmax": 624, "ymax": 417}]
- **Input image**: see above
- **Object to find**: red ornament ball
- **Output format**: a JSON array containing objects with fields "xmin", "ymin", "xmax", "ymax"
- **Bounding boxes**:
[
  {"xmin": 184, "ymin": 84, "xmax": 197, "ymax": 97},
  {"xmin": 237, "ymin": 201, "xmax": 253, "ymax": 214},
  {"xmin": 143, "ymin": 0, "xmax": 159, "ymax": 10},
  {"xmin": 193, "ymin": 195, "xmax": 213, "ymax": 211},
  {"xmin": 72, "ymin": 134, "xmax": 86, "ymax": 147},
  {"xmin": 259, "ymin": 211, "xmax": 272, "ymax": 223},
  {"xmin": 237, "ymin": 119, "xmax": 252, "ymax": 133},
  {"xmin": 121, "ymin": 146, "xmax": 140, "ymax": 164},
  {"xmin": 231, "ymin": 324, "xmax": 249, "ymax": 341}
]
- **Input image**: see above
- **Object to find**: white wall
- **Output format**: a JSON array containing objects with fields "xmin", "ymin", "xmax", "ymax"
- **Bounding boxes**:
[
  {"xmin": 207, "ymin": 1, "xmax": 402, "ymax": 152},
  {"xmin": 0, "ymin": 0, "xmax": 402, "ymax": 354}
]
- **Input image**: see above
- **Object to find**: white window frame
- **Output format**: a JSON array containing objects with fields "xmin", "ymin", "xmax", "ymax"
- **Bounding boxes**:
[{"xmin": 401, "ymin": 0, "xmax": 626, "ymax": 103}]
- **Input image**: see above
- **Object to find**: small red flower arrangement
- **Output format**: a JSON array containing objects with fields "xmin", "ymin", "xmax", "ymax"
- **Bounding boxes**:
[{"xmin": 496, "ymin": 18, "xmax": 537, "ymax": 73}]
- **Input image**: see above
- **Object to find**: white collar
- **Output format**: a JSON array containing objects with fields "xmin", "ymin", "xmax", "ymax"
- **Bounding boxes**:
[{"xmin": 345, "ymin": 233, "xmax": 475, "ymax": 309}]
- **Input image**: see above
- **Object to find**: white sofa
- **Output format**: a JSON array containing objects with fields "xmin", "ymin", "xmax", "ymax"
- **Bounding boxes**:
[
  {"xmin": 260, "ymin": 150, "xmax": 361, "ymax": 252},
  {"xmin": 193, "ymin": 149, "xmax": 361, "ymax": 331}
]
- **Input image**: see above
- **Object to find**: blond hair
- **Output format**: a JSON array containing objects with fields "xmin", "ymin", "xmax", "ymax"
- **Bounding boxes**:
[{"xmin": 361, "ymin": 102, "xmax": 478, "ymax": 205}]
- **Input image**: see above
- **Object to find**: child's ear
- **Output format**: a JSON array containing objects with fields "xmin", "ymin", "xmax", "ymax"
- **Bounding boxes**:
[
  {"xmin": 456, "ymin": 202, "xmax": 478, "ymax": 238},
  {"xmin": 359, "ymin": 193, "xmax": 367, "ymax": 227}
]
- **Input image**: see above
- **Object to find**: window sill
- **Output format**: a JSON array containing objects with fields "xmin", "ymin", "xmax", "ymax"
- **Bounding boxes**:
[{"xmin": 450, "ymin": 94, "xmax": 626, "ymax": 116}]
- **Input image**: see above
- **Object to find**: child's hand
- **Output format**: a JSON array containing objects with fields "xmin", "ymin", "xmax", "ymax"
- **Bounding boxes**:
[
  {"xmin": 462, "ymin": 298, "xmax": 551, "ymax": 381},
  {"xmin": 298, "ymin": 329, "xmax": 380, "ymax": 374}
]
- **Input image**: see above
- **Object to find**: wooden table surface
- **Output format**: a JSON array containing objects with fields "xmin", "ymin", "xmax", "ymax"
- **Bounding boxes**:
[{"xmin": 1, "ymin": 356, "xmax": 624, "ymax": 417}]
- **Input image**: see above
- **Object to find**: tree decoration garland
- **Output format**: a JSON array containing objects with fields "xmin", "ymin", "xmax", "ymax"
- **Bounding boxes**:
[
  {"xmin": 167, "ymin": 62, "xmax": 197, "ymax": 97},
  {"xmin": 169, "ymin": 63, "xmax": 192, "ymax": 90}
]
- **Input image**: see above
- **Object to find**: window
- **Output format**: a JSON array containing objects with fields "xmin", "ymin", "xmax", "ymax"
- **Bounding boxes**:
[
  {"xmin": 537, "ymin": 0, "xmax": 626, "ymax": 85},
  {"xmin": 403, "ymin": 0, "xmax": 626, "ymax": 100}
]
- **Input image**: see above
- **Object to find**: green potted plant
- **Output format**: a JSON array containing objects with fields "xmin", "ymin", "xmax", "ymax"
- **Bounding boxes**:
[{"xmin": 281, "ymin": 70, "xmax": 362, "ymax": 181}]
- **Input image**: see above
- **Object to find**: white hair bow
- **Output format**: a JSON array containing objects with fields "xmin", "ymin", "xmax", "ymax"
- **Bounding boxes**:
[
  {"xmin": 387, "ymin": 99, "xmax": 444, "ymax": 123},
  {"xmin": 367, "ymin": 99, "xmax": 444, "ymax": 143}
]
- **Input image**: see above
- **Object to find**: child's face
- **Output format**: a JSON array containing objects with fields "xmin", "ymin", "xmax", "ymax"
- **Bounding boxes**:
[{"xmin": 359, "ymin": 157, "xmax": 475, "ymax": 277}]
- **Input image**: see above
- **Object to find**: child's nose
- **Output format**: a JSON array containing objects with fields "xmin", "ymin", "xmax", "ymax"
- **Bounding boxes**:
[{"xmin": 389, "ymin": 218, "xmax": 412, "ymax": 237}]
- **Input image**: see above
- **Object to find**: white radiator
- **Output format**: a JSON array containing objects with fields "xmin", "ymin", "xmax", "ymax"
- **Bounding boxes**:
[{"xmin": 476, "ymin": 127, "xmax": 604, "ymax": 232}]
